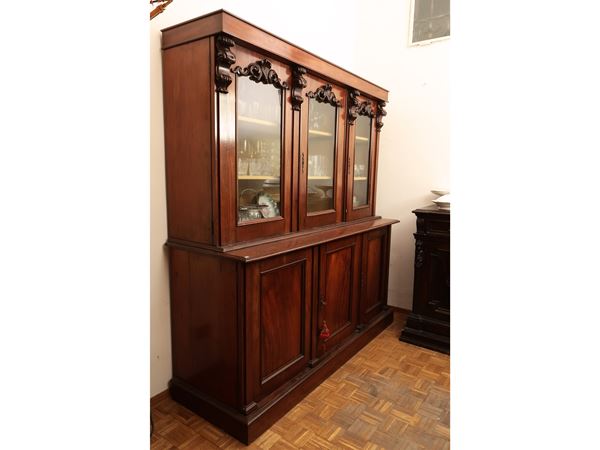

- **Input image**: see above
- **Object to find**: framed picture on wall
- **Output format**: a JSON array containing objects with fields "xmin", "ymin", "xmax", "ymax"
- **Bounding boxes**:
[{"xmin": 409, "ymin": 0, "xmax": 450, "ymax": 46}]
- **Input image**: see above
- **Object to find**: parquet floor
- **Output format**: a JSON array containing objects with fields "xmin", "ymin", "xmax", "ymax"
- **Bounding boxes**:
[{"xmin": 151, "ymin": 311, "xmax": 450, "ymax": 449}]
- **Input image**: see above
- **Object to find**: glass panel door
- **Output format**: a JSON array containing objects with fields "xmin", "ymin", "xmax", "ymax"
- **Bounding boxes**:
[
  {"xmin": 236, "ymin": 76, "xmax": 282, "ymax": 223},
  {"xmin": 307, "ymin": 99, "xmax": 336, "ymax": 213},
  {"xmin": 298, "ymin": 77, "xmax": 345, "ymax": 230},
  {"xmin": 352, "ymin": 115, "xmax": 372, "ymax": 208}
]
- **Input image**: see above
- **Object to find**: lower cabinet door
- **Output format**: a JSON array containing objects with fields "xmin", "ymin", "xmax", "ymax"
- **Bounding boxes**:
[
  {"xmin": 315, "ymin": 236, "xmax": 360, "ymax": 359},
  {"xmin": 414, "ymin": 236, "xmax": 450, "ymax": 320},
  {"xmin": 360, "ymin": 227, "xmax": 390, "ymax": 325},
  {"xmin": 245, "ymin": 248, "xmax": 313, "ymax": 403}
]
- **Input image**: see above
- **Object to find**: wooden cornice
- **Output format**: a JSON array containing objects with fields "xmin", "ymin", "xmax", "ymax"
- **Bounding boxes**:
[{"xmin": 161, "ymin": 9, "xmax": 388, "ymax": 101}]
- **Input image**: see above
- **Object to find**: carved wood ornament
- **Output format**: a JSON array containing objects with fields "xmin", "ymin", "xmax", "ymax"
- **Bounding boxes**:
[
  {"xmin": 307, "ymin": 84, "xmax": 342, "ymax": 107},
  {"xmin": 376, "ymin": 101, "xmax": 387, "ymax": 131},
  {"xmin": 149, "ymin": 0, "xmax": 173, "ymax": 20},
  {"xmin": 415, "ymin": 239, "xmax": 424, "ymax": 268},
  {"xmin": 215, "ymin": 34, "xmax": 236, "ymax": 94},
  {"xmin": 348, "ymin": 89, "xmax": 375, "ymax": 125},
  {"xmin": 291, "ymin": 66, "xmax": 307, "ymax": 111},
  {"xmin": 232, "ymin": 59, "xmax": 289, "ymax": 90}
]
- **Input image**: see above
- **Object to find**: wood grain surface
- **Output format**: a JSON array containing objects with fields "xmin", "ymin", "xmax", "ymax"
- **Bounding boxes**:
[{"xmin": 162, "ymin": 38, "xmax": 215, "ymax": 244}]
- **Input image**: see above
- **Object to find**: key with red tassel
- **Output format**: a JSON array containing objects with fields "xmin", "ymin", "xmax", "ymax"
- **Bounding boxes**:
[{"xmin": 319, "ymin": 320, "xmax": 330, "ymax": 352}]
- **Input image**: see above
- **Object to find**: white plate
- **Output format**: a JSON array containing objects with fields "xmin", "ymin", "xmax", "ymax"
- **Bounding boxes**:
[{"xmin": 432, "ymin": 194, "xmax": 451, "ymax": 210}]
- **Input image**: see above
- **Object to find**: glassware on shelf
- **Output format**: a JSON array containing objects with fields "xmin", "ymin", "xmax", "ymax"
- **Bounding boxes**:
[
  {"xmin": 307, "ymin": 98, "xmax": 336, "ymax": 213},
  {"xmin": 249, "ymin": 158, "xmax": 259, "ymax": 176},
  {"xmin": 239, "ymin": 206, "xmax": 263, "ymax": 222},
  {"xmin": 308, "ymin": 152, "xmax": 327, "ymax": 177},
  {"xmin": 248, "ymin": 207, "xmax": 262, "ymax": 220},
  {"xmin": 311, "ymin": 109, "xmax": 323, "ymax": 130},
  {"xmin": 353, "ymin": 115, "xmax": 371, "ymax": 207},
  {"xmin": 353, "ymin": 163, "xmax": 366, "ymax": 178},
  {"xmin": 238, "ymin": 99, "xmax": 247, "ymax": 116},
  {"xmin": 236, "ymin": 76, "xmax": 282, "ymax": 222}
]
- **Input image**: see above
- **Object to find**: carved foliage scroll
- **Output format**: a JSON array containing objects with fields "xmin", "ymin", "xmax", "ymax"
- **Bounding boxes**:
[
  {"xmin": 348, "ymin": 89, "xmax": 360, "ymax": 124},
  {"xmin": 291, "ymin": 66, "xmax": 307, "ymax": 111},
  {"xmin": 215, "ymin": 34, "xmax": 236, "ymax": 94},
  {"xmin": 415, "ymin": 240, "xmax": 424, "ymax": 268},
  {"xmin": 231, "ymin": 59, "xmax": 289, "ymax": 90},
  {"xmin": 348, "ymin": 89, "xmax": 375, "ymax": 125},
  {"xmin": 376, "ymin": 101, "xmax": 387, "ymax": 131},
  {"xmin": 306, "ymin": 84, "xmax": 342, "ymax": 107}
]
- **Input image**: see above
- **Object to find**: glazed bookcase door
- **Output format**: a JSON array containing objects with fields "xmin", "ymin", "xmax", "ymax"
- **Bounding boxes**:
[
  {"xmin": 346, "ymin": 93, "xmax": 378, "ymax": 222},
  {"xmin": 298, "ymin": 75, "xmax": 346, "ymax": 230},
  {"xmin": 217, "ymin": 44, "xmax": 293, "ymax": 245}
]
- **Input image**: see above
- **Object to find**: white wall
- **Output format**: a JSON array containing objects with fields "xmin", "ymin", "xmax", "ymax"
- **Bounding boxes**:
[
  {"xmin": 351, "ymin": 1, "xmax": 450, "ymax": 311},
  {"xmin": 150, "ymin": 0, "xmax": 449, "ymax": 396}
]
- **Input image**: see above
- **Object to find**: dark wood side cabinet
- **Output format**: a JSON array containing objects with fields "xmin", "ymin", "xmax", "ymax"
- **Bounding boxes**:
[
  {"xmin": 161, "ymin": 10, "xmax": 398, "ymax": 444},
  {"xmin": 400, "ymin": 206, "xmax": 450, "ymax": 354}
]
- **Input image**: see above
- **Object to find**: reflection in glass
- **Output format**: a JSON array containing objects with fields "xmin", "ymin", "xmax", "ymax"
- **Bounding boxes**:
[
  {"xmin": 353, "ymin": 115, "xmax": 371, "ymax": 208},
  {"xmin": 307, "ymin": 99, "xmax": 336, "ymax": 213},
  {"xmin": 236, "ymin": 76, "xmax": 282, "ymax": 223}
]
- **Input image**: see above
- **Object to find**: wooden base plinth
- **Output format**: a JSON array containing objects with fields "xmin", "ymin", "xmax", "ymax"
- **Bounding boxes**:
[
  {"xmin": 399, "ymin": 313, "xmax": 450, "ymax": 354},
  {"xmin": 169, "ymin": 309, "xmax": 393, "ymax": 445}
]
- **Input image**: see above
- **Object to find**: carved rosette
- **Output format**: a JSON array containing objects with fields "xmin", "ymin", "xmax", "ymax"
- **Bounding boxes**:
[
  {"xmin": 291, "ymin": 66, "xmax": 307, "ymax": 111},
  {"xmin": 415, "ymin": 240, "xmax": 424, "ymax": 268},
  {"xmin": 348, "ymin": 89, "xmax": 375, "ymax": 125},
  {"xmin": 231, "ymin": 58, "xmax": 289, "ymax": 90},
  {"xmin": 306, "ymin": 84, "xmax": 342, "ymax": 107},
  {"xmin": 215, "ymin": 34, "xmax": 236, "ymax": 94},
  {"xmin": 376, "ymin": 101, "xmax": 387, "ymax": 131}
]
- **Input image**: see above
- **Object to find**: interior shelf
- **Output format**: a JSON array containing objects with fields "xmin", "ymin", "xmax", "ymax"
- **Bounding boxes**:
[
  {"xmin": 355, "ymin": 136, "xmax": 369, "ymax": 142},
  {"xmin": 239, "ymin": 175, "xmax": 333, "ymax": 181},
  {"xmin": 354, "ymin": 176, "xmax": 368, "ymax": 181},
  {"xmin": 309, "ymin": 129, "xmax": 333, "ymax": 137},
  {"xmin": 238, "ymin": 175, "xmax": 278, "ymax": 180},
  {"xmin": 238, "ymin": 115, "xmax": 277, "ymax": 127}
]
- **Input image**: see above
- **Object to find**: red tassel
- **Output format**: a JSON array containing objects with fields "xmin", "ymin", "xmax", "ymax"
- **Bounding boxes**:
[{"xmin": 319, "ymin": 320, "xmax": 331, "ymax": 341}]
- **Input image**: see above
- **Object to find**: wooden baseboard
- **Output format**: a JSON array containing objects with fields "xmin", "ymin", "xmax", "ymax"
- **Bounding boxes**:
[
  {"xmin": 400, "ymin": 329, "xmax": 450, "ymax": 354},
  {"xmin": 150, "ymin": 389, "xmax": 170, "ymax": 407},
  {"xmin": 400, "ymin": 312, "xmax": 450, "ymax": 354},
  {"xmin": 388, "ymin": 305, "xmax": 411, "ymax": 315}
]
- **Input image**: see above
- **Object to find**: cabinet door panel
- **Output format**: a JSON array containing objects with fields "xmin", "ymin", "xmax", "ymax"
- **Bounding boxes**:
[
  {"xmin": 218, "ymin": 44, "xmax": 293, "ymax": 245},
  {"xmin": 346, "ymin": 93, "xmax": 378, "ymax": 221},
  {"xmin": 246, "ymin": 249, "xmax": 312, "ymax": 403},
  {"xmin": 260, "ymin": 264, "xmax": 304, "ymax": 379},
  {"xmin": 298, "ymin": 75, "xmax": 346, "ymax": 229},
  {"xmin": 415, "ymin": 237, "xmax": 450, "ymax": 320},
  {"xmin": 315, "ymin": 236, "xmax": 360, "ymax": 359},
  {"xmin": 360, "ymin": 227, "xmax": 390, "ymax": 324}
]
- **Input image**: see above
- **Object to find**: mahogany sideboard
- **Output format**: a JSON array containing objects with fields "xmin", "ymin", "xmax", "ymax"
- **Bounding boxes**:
[
  {"xmin": 400, "ymin": 206, "xmax": 450, "ymax": 354},
  {"xmin": 160, "ymin": 10, "xmax": 398, "ymax": 444}
]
